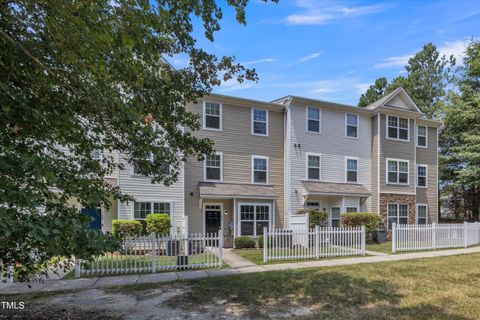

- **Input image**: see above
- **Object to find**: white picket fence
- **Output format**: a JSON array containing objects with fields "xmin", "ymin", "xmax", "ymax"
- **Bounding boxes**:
[
  {"xmin": 392, "ymin": 222, "xmax": 480, "ymax": 252},
  {"xmin": 263, "ymin": 226, "xmax": 366, "ymax": 262},
  {"xmin": 75, "ymin": 231, "xmax": 223, "ymax": 277}
]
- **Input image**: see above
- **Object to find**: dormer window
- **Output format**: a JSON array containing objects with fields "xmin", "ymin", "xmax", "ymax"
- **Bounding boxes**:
[{"xmin": 387, "ymin": 116, "xmax": 409, "ymax": 141}]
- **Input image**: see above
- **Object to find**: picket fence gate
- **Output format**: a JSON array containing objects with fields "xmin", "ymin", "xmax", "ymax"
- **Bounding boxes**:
[
  {"xmin": 392, "ymin": 222, "xmax": 480, "ymax": 252},
  {"xmin": 263, "ymin": 226, "xmax": 366, "ymax": 262},
  {"xmin": 75, "ymin": 231, "xmax": 223, "ymax": 277}
]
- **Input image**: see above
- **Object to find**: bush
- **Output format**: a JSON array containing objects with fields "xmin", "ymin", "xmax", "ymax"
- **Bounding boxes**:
[
  {"xmin": 235, "ymin": 236, "xmax": 256, "ymax": 249},
  {"xmin": 146, "ymin": 214, "xmax": 171, "ymax": 235},
  {"xmin": 257, "ymin": 235, "xmax": 264, "ymax": 248},
  {"xmin": 296, "ymin": 209, "xmax": 329, "ymax": 228},
  {"xmin": 341, "ymin": 212, "xmax": 381, "ymax": 234},
  {"xmin": 112, "ymin": 220, "xmax": 142, "ymax": 238}
]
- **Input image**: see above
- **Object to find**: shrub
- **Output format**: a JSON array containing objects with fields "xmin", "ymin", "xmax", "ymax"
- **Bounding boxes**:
[
  {"xmin": 235, "ymin": 236, "xmax": 256, "ymax": 249},
  {"xmin": 341, "ymin": 212, "xmax": 381, "ymax": 234},
  {"xmin": 112, "ymin": 220, "xmax": 142, "ymax": 238},
  {"xmin": 146, "ymin": 214, "xmax": 171, "ymax": 235},
  {"xmin": 297, "ymin": 208, "xmax": 329, "ymax": 228}
]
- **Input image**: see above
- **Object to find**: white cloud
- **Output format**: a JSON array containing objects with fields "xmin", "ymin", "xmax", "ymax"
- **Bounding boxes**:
[
  {"xmin": 217, "ymin": 78, "xmax": 255, "ymax": 92},
  {"xmin": 243, "ymin": 58, "xmax": 275, "ymax": 66},
  {"xmin": 286, "ymin": 0, "xmax": 387, "ymax": 25},
  {"xmin": 297, "ymin": 52, "xmax": 322, "ymax": 63},
  {"xmin": 374, "ymin": 54, "xmax": 412, "ymax": 69}
]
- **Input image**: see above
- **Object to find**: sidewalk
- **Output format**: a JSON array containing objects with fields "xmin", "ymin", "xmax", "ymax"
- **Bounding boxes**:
[{"xmin": 2, "ymin": 246, "xmax": 480, "ymax": 295}]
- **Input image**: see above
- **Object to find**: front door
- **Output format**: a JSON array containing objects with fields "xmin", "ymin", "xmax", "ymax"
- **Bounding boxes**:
[
  {"xmin": 81, "ymin": 208, "xmax": 102, "ymax": 230},
  {"xmin": 205, "ymin": 205, "xmax": 222, "ymax": 235}
]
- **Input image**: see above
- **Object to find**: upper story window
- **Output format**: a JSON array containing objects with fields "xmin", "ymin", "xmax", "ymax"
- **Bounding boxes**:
[
  {"xmin": 204, "ymin": 153, "xmax": 223, "ymax": 182},
  {"xmin": 252, "ymin": 156, "xmax": 268, "ymax": 184},
  {"xmin": 417, "ymin": 125, "xmax": 428, "ymax": 147},
  {"xmin": 134, "ymin": 201, "xmax": 171, "ymax": 220},
  {"xmin": 346, "ymin": 113, "xmax": 358, "ymax": 138},
  {"xmin": 133, "ymin": 154, "xmax": 170, "ymax": 176},
  {"xmin": 387, "ymin": 203, "xmax": 408, "ymax": 230},
  {"xmin": 387, "ymin": 159, "xmax": 409, "ymax": 184},
  {"xmin": 417, "ymin": 165, "xmax": 427, "ymax": 187},
  {"xmin": 346, "ymin": 157, "xmax": 358, "ymax": 182},
  {"xmin": 387, "ymin": 115, "xmax": 409, "ymax": 141},
  {"xmin": 252, "ymin": 109, "xmax": 268, "ymax": 136},
  {"xmin": 203, "ymin": 101, "xmax": 222, "ymax": 131},
  {"xmin": 307, "ymin": 107, "xmax": 321, "ymax": 133},
  {"xmin": 306, "ymin": 153, "xmax": 321, "ymax": 180},
  {"xmin": 417, "ymin": 204, "xmax": 428, "ymax": 224}
]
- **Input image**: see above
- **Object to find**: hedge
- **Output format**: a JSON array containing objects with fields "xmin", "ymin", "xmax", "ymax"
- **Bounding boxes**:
[
  {"xmin": 235, "ymin": 236, "xmax": 256, "ymax": 249},
  {"xmin": 146, "ymin": 214, "xmax": 171, "ymax": 235},
  {"xmin": 341, "ymin": 212, "xmax": 381, "ymax": 233},
  {"xmin": 296, "ymin": 208, "xmax": 329, "ymax": 228},
  {"xmin": 112, "ymin": 220, "xmax": 142, "ymax": 238}
]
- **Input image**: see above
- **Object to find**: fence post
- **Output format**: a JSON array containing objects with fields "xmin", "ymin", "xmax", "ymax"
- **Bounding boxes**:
[
  {"xmin": 151, "ymin": 232, "xmax": 156, "ymax": 273},
  {"xmin": 392, "ymin": 223, "xmax": 396, "ymax": 253},
  {"xmin": 74, "ymin": 258, "xmax": 81, "ymax": 278},
  {"xmin": 315, "ymin": 225, "xmax": 320, "ymax": 259},
  {"xmin": 6, "ymin": 265, "xmax": 13, "ymax": 283},
  {"xmin": 464, "ymin": 221, "xmax": 468, "ymax": 248},
  {"xmin": 263, "ymin": 227, "xmax": 268, "ymax": 263},
  {"xmin": 219, "ymin": 229, "xmax": 224, "ymax": 267},
  {"xmin": 361, "ymin": 225, "xmax": 366, "ymax": 256},
  {"xmin": 432, "ymin": 222, "xmax": 436, "ymax": 250}
]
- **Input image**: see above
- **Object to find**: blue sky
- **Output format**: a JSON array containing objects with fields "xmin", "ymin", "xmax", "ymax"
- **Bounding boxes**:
[{"xmin": 169, "ymin": 0, "xmax": 480, "ymax": 106}]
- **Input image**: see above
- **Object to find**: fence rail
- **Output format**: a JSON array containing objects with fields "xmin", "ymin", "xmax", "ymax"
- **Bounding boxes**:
[
  {"xmin": 392, "ymin": 222, "xmax": 480, "ymax": 252},
  {"xmin": 263, "ymin": 226, "xmax": 365, "ymax": 262},
  {"xmin": 75, "ymin": 231, "xmax": 223, "ymax": 277}
]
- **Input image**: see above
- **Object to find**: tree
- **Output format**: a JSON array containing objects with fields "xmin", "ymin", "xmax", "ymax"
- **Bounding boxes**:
[
  {"xmin": 0, "ymin": 0, "xmax": 276, "ymax": 281},
  {"xmin": 359, "ymin": 43, "xmax": 455, "ymax": 119},
  {"xmin": 440, "ymin": 40, "xmax": 480, "ymax": 221}
]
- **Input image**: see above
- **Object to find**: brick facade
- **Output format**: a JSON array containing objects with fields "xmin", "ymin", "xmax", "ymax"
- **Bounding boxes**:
[{"xmin": 380, "ymin": 193, "xmax": 416, "ymax": 238}]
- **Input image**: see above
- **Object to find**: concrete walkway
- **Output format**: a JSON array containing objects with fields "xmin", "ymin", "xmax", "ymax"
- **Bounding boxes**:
[{"xmin": 2, "ymin": 246, "xmax": 480, "ymax": 295}]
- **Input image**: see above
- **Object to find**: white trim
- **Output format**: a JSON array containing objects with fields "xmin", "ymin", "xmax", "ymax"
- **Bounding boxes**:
[
  {"xmin": 202, "ymin": 202, "xmax": 224, "ymax": 234},
  {"xmin": 305, "ymin": 152, "xmax": 322, "ymax": 181},
  {"xmin": 386, "ymin": 158, "xmax": 410, "ymax": 185},
  {"xmin": 330, "ymin": 207, "xmax": 341, "ymax": 226},
  {"xmin": 386, "ymin": 115, "xmax": 410, "ymax": 142},
  {"xmin": 416, "ymin": 164, "xmax": 428, "ymax": 188},
  {"xmin": 237, "ymin": 202, "xmax": 272, "ymax": 237},
  {"xmin": 306, "ymin": 106, "xmax": 322, "ymax": 134},
  {"xmin": 345, "ymin": 156, "xmax": 359, "ymax": 183},
  {"xmin": 416, "ymin": 125, "xmax": 428, "ymax": 148},
  {"xmin": 416, "ymin": 203, "xmax": 428, "ymax": 224},
  {"xmin": 202, "ymin": 100, "xmax": 223, "ymax": 131},
  {"xmin": 131, "ymin": 199, "xmax": 174, "ymax": 220},
  {"xmin": 251, "ymin": 155, "xmax": 269, "ymax": 185},
  {"xmin": 345, "ymin": 113, "xmax": 359, "ymax": 139},
  {"xmin": 203, "ymin": 151, "xmax": 223, "ymax": 182},
  {"xmin": 387, "ymin": 203, "xmax": 409, "ymax": 230},
  {"xmin": 251, "ymin": 108, "xmax": 269, "ymax": 136}
]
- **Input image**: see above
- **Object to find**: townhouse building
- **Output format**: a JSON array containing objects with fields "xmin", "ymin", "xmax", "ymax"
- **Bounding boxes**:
[{"xmin": 84, "ymin": 87, "xmax": 441, "ymax": 247}]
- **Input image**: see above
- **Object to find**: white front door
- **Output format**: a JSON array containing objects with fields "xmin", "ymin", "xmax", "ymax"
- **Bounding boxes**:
[{"xmin": 238, "ymin": 203, "xmax": 272, "ymax": 237}]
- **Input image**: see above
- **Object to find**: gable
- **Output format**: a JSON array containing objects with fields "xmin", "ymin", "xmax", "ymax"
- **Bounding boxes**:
[
  {"xmin": 385, "ymin": 94, "xmax": 411, "ymax": 110},
  {"xmin": 366, "ymin": 87, "xmax": 422, "ymax": 114}
]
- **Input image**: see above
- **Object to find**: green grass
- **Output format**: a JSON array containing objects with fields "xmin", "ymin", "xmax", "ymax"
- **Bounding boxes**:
[
  {"xmin": 366, "ymin": 242, "xmax": 393, "ymax": 253},
  {"xmin": 106, "ymin": 253, "xmax": 480, "ymax": 319},
  {"xmin": 233, "ymin": 248, "xmax": 367, "ymax": 265}
]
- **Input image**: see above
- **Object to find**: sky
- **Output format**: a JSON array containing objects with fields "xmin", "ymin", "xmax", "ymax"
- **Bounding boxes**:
[{"xmin": 168, "ymin": 0, "xmax": 480, "ymax": 106}]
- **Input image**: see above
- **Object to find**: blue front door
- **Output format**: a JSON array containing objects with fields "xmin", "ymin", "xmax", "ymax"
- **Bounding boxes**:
[{"xmin": 81, "ymin": 208, "xmax": 102, "ymax": 230}]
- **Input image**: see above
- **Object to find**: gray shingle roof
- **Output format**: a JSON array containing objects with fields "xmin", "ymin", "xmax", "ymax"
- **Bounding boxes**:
[
  {"xmin": 199, "ymin": 182, "xmax": 277, "ymax": 198},
  {"xmin": 302, "ymin": 181, "xmax": 371, "ymax": 196}
]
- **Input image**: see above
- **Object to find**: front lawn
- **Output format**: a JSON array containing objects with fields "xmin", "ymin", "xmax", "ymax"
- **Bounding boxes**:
[{"xmin": 366, "ymin": 241, "xmax": 392, "ymax": 253}]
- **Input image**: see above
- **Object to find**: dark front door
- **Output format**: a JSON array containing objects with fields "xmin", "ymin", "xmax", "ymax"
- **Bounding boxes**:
[
  {"xmin": 81, "ymin": 208, "xmax": 102, "ymax": 230},
  {"xmin": 205, "ymin": 208, "xmax": 221, "ymax": 235}
]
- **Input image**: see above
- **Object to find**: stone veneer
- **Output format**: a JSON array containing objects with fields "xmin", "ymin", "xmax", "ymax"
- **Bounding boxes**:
[{"xmin": 379, "ymin": 193, "xmax": 416, "ymax": 238}]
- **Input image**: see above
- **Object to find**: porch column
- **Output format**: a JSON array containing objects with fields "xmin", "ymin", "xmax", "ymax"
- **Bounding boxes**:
[{"xmin": 233, "ymin": 197, "xmax": 237, "ymax": 237}]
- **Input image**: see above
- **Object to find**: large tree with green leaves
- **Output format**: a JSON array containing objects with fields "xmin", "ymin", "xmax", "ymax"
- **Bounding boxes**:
[
  {"xmin": 440, "ymin": 40, "xmax": 480, "ymax": 221},
  {"xmin": 359, "ymin": 43, "xmax": 455, "ymax": 119},
  {"xmin": 0, "ymin": 0, "xmax": 275, "ymax": 281}
]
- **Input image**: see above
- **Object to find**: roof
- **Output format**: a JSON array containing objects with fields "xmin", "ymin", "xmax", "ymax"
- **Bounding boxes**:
[
  {"xmin": 365, "ymin": 87, "xmax": 422, "ymax": 113},
  {"xmin": 272, "ymin": 95, "xmax": 371, "ymax": 114},
  {"xmin": 207, "ymin": 93, "xmax": 285, "ymax": 111},
  {"xmin": 302, "ymin": 181, "xmax": 371, "ymax": 197},
  {"xmin": 199, "ymin": 182, "xmax": 277, "ymax": 198}
]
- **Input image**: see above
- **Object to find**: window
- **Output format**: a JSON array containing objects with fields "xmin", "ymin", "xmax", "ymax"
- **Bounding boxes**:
[
  {"xmin": 240, "ymin": 204, "xmax": 270, "ymax": 237},
  {"xmin": 203, "ymin": 101, "xmax": 221, "ymax": 130},
  {"xmin": 252, "ymin": 156, "xmax": 268, "ymax": 184},
  {"xmin": 346, "ymin": 158, "xmax": 358, "ymax": 182},
  {"xmin": 387, "ymin": 116, "xmax": 409, "ymax": 141},
  {"xmin": 133, "ymin": 154, "xmax": 170, "ymax": 176},
  {"xmin": 307, "ymin": 154, "xmax": 321, "ymax": 180},
  {"xmin": 417, "ymin": 165, "xmax": 427, "ymax": 187},
  {"xmin": 417, "ymin": 204, "xmax": 428, "ymax": 224},
  {"xmin": 252, "ymin": 109, "xmax": 268, "ymax": 136},
  {"xmin": 346, "ymin": 113, "xmax": 358, "ymax": 138},
  {"xmin": 417, "ymin": 125, "xmax": 427, "ymax": 147},
  {"xmin": 205, "ymin": 153, "xmax": 222, "ymax": 182},
  {"xmin": 134, "ymin": 201, "xmax": 171, "ymax": 220},
  {"xmin": 387, "ymin": 159, "xmax": 409, "ymax": 184},
  {"xmin": 346, "ymin": 207, "xmax": 358, "ymax": 213},
  {"xmin": 387, "ymin": 203, "xmax": 408, "ymax": 230},
  {"xmin": 306, "ymin": 202, "xmax": 320, "ymax": 210},
  {"xmin": 331, "ymin": 207, "xmax": 341, "ymax": 227},
  {"xmin": 307, "ymin": 107, "xmax": 321, "ymax": 133},
  {"xmin": 92, "ymin": 149, "xmax": 102, "ymax": 160}
]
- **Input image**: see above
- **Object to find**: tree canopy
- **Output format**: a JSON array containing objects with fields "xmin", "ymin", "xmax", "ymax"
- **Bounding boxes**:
[{"xmin": 0, "ymin": 0, "xmax": 275, "ymax": 280}]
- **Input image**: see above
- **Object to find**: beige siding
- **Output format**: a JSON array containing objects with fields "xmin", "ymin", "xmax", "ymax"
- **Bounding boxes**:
[
  {"xmin": 416, "ymin": 126, "xmax": 438, "ymax": 223},
  {"xmin": 379, "ymin": 114, "xmax": 415, "ymax": 194},
  {"xmin": 185, "ymin": 98, "xmax": 284, "ymax": 233}
]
